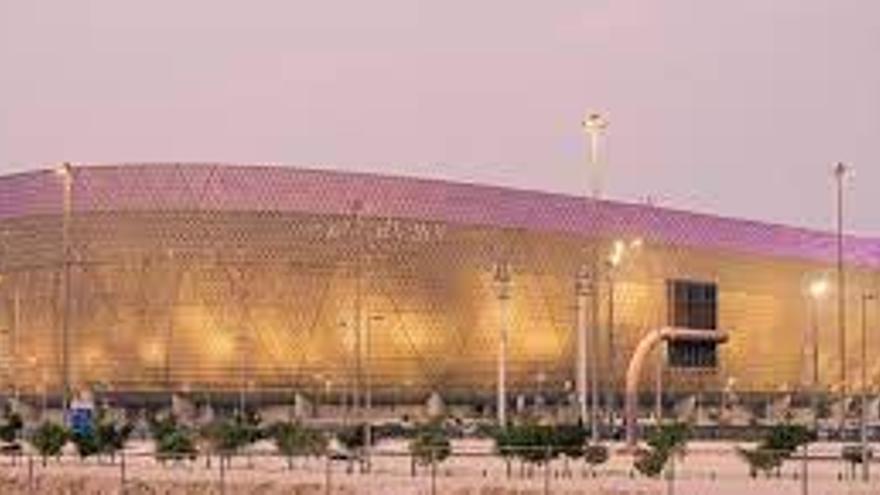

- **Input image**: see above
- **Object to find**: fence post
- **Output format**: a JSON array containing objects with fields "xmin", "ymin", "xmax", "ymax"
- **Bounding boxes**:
[
  {"xmin": 325, "ymin": 454, "xmax": 332, "ymax": 495},
  {"xmin": 119, "ymin": 450, "xmax": 126, "ymax": 494},
  {"xmin": 666, "ymin": 454, "xmax": 675, "ymax": 495},
  {"xmin": 801, "ymin": 444, "xmax": 809, "ymax": 495},
  {"xmin": 430, "ymin": 448, "xmax": 437, "ymax": 495},
  {"xmin": 219, "ymin": 454, "xmax": 226, "ymax": 495},
  {"xmin": 27, "ymin": 454, "xmax": 34, "ymax": 494},
  {"xmin": 543, "ymin": 447, "xmax": 550, "ymax": 495}
]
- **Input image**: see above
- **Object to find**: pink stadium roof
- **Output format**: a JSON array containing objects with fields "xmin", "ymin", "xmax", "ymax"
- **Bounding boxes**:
[{"xmin": 1, "ymin": 163, "xmax": 878, "ymax": 268}]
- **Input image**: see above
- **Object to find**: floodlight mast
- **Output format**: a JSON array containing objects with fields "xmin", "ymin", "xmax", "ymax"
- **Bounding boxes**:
[
  {"xmin": 583, "ymin": 113, "xmax": 608, "ymax": 200},
  {"xmin": 580, "ymin": 113, "xmax": 608, "ymax": 440}
]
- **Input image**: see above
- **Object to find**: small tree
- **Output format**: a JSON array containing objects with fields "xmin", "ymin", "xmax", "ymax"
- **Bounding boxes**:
[
  {"xmin": 70, "ymin": 407, "xmax": 132, "ymax": 460},
  {"xmin": 201, "ymin": 414, "xmax": 262, "ymax": 455},
  {"xmin": 583, "ymin": 444, "xmax": 610, "ymax": 475},
  {"xmin": 646, "ymin": 422, "xmax": 690, "ymax": 456},
  {"xmin": 737, "ymin": 424, "xmax": 815, "ymax": 478},
  {"xmin": 0, "ymin": 406, "xmax": 24, "ymax": 444},
  {"xmin": 632, "ymin": 422, "xmax": 690, "ymax": 478},
  {"xmin": 634, "ymin": 447, "xmax": 668, "ymax": 478},
  {"xmin": 95, "ymin": 408, "xmax": 133, "ymax": 459},
  {"xmin": 738, "ymin": 446, "xmax": 784, "ymax": 478},
  {"xmin": 409, "ymin": 422, "xmax": 452, "ymax": 467},
  {"xmin": 270, "ymin": 422, "xmax": 327, "ymax": 457},
  {"xmin": 842, "ymin": 444, "xmax": 873, "ymax": 478},
  {"xmin": 71, "ymin": 429, "xmax": 100, "ymax": 458},
  {"xmin": 551, "ymin": 424, "xmax": 588, "ymax": 459},
  {"xmin": 762, "ymin": 424, "xmax": 813, "ymax": 455},
  {"xmin": 493, "ymin": 423, "xmax": 551, "ymax": 465},
  {"xmin": 337, "ymin": 424, "xmax": 367, "ymax": 452},
  {"xmin": 150, "ymin": 414, "xmax": 197, "ymax": 462},
  {"xmin": 30, "ymin": 422, "xmax": 69, "ymax": 465},
  {"xmin": 493, "ymin": 422, "xmax": 587, "ymax": 469}
]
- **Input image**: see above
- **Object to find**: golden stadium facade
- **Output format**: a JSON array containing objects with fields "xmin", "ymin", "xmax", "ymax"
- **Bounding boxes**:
[{"xmin": 0, "ymin": 164, "xmax": 878, "ymax": 406}]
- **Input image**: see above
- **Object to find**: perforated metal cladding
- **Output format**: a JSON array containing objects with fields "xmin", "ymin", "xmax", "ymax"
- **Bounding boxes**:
[{"xmin": 0, "ymin": 164, "xmax": 878, "ymax": 399}]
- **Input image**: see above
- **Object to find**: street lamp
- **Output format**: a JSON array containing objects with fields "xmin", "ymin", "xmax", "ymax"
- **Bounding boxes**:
[
  {"xmin": 236, "ymin": 332, "xmax": 249, "ymax": 416},
  {"xmin": 494, "ymin": 263, "xmax": 512, "ymax": 427},
  {"xmin": 364, "ymin": 314, "xmax": 383, "ymax": 461},
  {"xmin": 55, "ymin": 162, "xmax": 73, "ymax": 417},
  {"xmin": 575, "ymin": 267, "xmax": 591, "ymax": 430},
  {"xmin": 833, "ymin": 162, "xmax": 849, "ymax": 402},
  {"xmin": 860, "ymin": 292, "xmax": 875, "ymax": 481},
  {"xmin": 604, "ymin": 238, "xmax": 643, "ymax": 434},
  {"xmin": 807, "ymin": 276, "xmax": 829, "ymax": 430},
  {"xmin": 0, "ymin": 275, "xmax": 20, "ymax": 402},
  {"xmin": 580, "ymin": 112, "xmax": 610, "ymax": 440},
  {"xmin": 582, "ymin": 113, "xmax": 609, "ymax": 200}
]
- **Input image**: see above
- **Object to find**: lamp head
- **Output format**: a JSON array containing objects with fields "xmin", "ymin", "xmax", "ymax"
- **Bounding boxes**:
[{"xmin": 809, "ymin": 278, "xmax": 830, "ymax": 299}]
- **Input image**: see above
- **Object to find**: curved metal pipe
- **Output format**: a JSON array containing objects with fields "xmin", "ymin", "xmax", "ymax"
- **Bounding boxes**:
[{"xmin": 625, "ymin": 327, "xmax": 728, "ymax": 447}]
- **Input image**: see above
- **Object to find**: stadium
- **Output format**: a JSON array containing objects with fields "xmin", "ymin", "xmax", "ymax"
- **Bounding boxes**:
[{"xmin": 0, "ymin": 163, "xmax": 878, "ymax": 416}]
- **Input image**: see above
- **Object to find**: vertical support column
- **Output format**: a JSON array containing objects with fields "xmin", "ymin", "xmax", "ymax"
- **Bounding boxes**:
[
  {"xmin": 238, "ymin": 331, "xmax": 247, "ymax": 415},
  {"xmin": 13, "ymin": 284, "xmax": 20, "ymax": 402},
  {"xmin": 495, "ymin": 263, "xmax": 512, "ymax": 427},
  {"xmin": 607, "ymin": 273, "xmax": 616, "ymax": 432},
  {"xmin": 58, "ymin": 163, "xmax": 73, "ymax": 416},
  {"xmin": 861, "ymin": 292, "xmax": 874, "ymax": 482},
  {"xmin": 352, "ymin": 200, "xmax": 364, "ymax": 416},
  {"xmin": 833, "ymin": 163, "xmax": 847, "ymax": 404},
  {"xmin": 576, "ymin": 268, "xmax": 589, "ymax": 427},
  {"xmin": 590, "ymin": 260, "xmax": 600, "ymax": 442}
]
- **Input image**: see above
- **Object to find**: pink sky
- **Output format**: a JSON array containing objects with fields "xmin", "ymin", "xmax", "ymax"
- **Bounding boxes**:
[{"xmin": 1, "ymin": 1, "xmax": 878, "ymax": 235}]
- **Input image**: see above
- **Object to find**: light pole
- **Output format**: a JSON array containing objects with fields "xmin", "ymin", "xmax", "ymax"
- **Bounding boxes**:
[
  {"xmin": 861, "ymin": 292, "xmax": 875, "ymax": 481},
  {"xmin": 56, "ymin": 163, "xmax": 73, "ymax": 417},
  {"xmin": 808, "ymin": 277, "xmax": 829, "ymax": 430},
  {"xmin": 495, "ymin": 263, "xmax": 512, "ymax": 427},
  {"xmin": 575, "ymin": 267, "xmax": 590, "ymax": 429},
  {"xmin": 581, "ymin": 113, "xmax": 608, "ymax": 440},
  {"xmin": 237, "ymin": 332, "xmax": 248, "ymax": 416},
  {"xmin": 364, "ymin": 314, "xmax": 383, "ymax": 459},
  {"xmin": 655, "ymin": 345, "xmax": 664, "ymax": 424},
  {"xmin": 163, "ymin": 249, "xmax": 175, "ymax": 404},
  {"xmin": 582, "ymin": 113, "xmax": 608, "ymax": 200},
  {"xmin": 605, "ymin": 238, "xmax": 642, "ymax": 434},
  {"xmin": 0, "ymin": 275, "xmax": 21, "ymax": 402},
  {"xmin": 833, "ymin": 163, "xmax": 848, "ymax": 405}
]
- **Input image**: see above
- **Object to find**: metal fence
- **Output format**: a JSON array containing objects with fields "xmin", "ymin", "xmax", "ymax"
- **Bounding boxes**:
[{"xmin": 0, "ymin": 444, "xmax": 879, "ymax": 495}]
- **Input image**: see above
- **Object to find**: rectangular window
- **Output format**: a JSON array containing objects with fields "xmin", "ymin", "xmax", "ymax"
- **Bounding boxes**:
[{"xmin": 667, "ymin": 279, "xmax": 718, "ymax": 368}]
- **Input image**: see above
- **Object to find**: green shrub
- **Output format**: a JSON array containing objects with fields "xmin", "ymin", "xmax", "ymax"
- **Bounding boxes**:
[
  {"xmin": 646, "ymin": 422, "xmax": 690, "ymax": 456},
  {"xmin": 337, "ymin": 424, "xmax": 367, "ymax": 451},
  {"xmin": 493, "ymin": 423, "xmax": 550, "ymax": 464},
  {"xmin": 71, "ymin": 430, "xmax": 100, "ymax": 458},
  {"xmin": 0, "ymin": 407, "xmax": 23, "ymax": 443},
  {"xmin": 737, "ymin": 446, "xmax": 784, "ymax": 478},
  {"xmin": 493, "ymin": 422, "xmax": 586, "ymax": 464},
  {"xmin": 634, "ymin": 448, "xmax": 667, "ymax": 478},
  {"xmin": 72, "ymin": 408, "xmax": 133, "ymax": 458},
  {"xmin": 762, "ymin": 424, "xmax": 814, "ymax": 455},
  {"xmin": 270, "ymin": 422, "xmax": 327, "ymax": 457},
  {"xmin": 551, "ymin": 424, "xmax": 588, "ymax": 459},
  {"xmin": 200, "ymin": 415, "xmax": 262, "ymax": 454},
  {"xmin": 842, "ymin": 444, "xmax": 873, "ymax": 465},
  {"xmin": 632, "ymin": 422, "xmax": 691, "ymax": 478},
  {"xmin": 583, "ymin": 444, "xmax": 610, "ymax": 467},
  {"xmin": 409, "ymin": 422, "xmax": 452, "ymax": 466},
  {"xmin": 95, "ymin": 417, "xmax": 134, "ymax": 456},
  {"xmin": 736, "ymin": 424, "xmax": 815, "ymax": 477},
  {"xmin": 150, "ymin": 415, "xmax": 197, "ymax": 461},
  {"xmin": 31, "ymin": 422, "xmax": 69, "ymax": 459}
]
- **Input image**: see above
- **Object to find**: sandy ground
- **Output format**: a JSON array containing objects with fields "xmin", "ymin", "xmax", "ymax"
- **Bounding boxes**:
[{"xmin": 0, "ymin": 440, "xmax": 879, "ymax": 494}]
